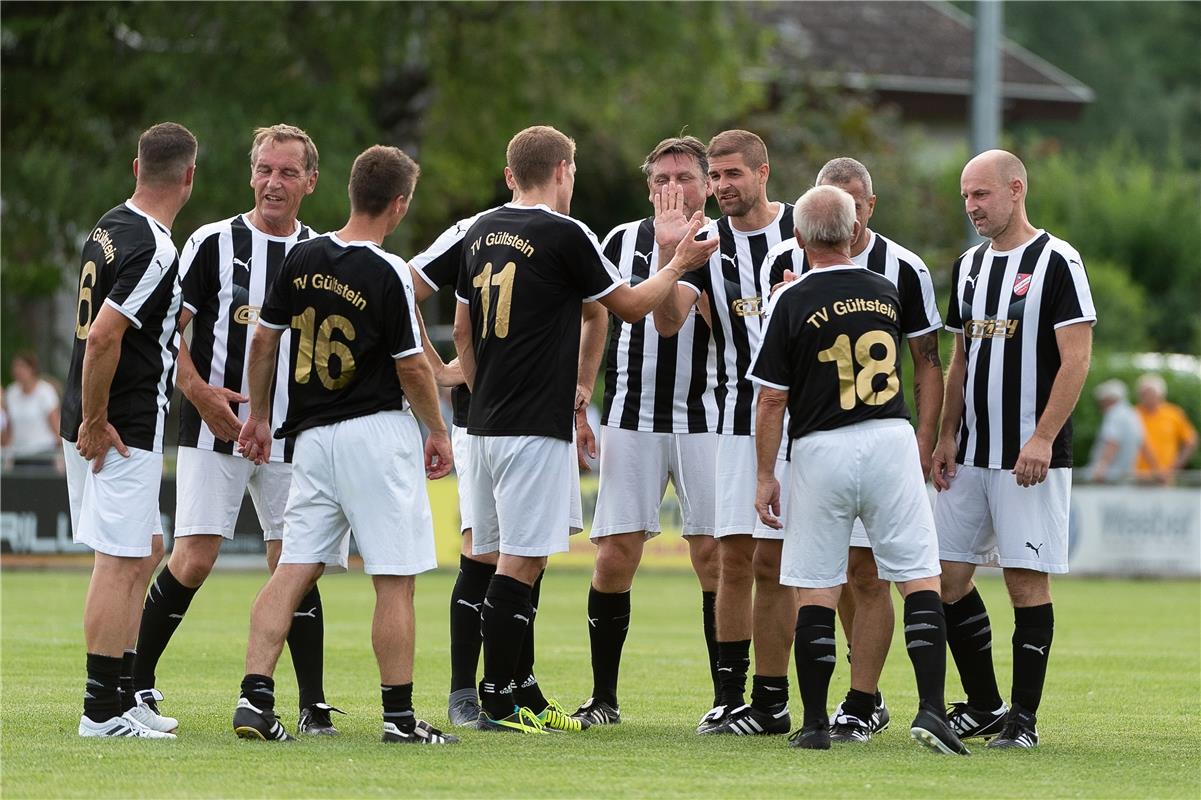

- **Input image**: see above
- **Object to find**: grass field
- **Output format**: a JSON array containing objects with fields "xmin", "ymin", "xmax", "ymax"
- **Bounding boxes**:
[{"xmin": 2, "ymin": 568, "xmax": 1199, "ymax": 798}]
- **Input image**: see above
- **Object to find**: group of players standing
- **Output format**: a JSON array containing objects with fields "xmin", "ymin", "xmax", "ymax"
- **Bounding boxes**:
[{"xmin": 63, "ymin": 120, "xmax": 1094, "ymax": 756}]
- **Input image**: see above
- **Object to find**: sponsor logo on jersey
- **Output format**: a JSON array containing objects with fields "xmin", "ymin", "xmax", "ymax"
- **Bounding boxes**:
[
  {"xmin": 1013, "ymin": 273, "xmax": 1033, "ymax": 297},
  {"xmin": 965, "ymin": 318, "xmax": 1019, "ymax": 339},
  {"xmin": 233, "ymin": 305, "xmax": 261, "ymax": 325},
  {"xmin": 731, "ymin": 296, "xmax": 764, "ymax": 317}
]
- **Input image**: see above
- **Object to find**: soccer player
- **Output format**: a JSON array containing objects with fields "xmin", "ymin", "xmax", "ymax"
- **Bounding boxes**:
[
  {"xmin": 232, "ymin": 145, "xmax": 456, "ymax": 745},
  {"xmin": 407, "ymin": 197, "xmax": 589, "ymax": 727},
  {"xmin": 751, "ymin": 185, "xmax": 967, "ymax": 755},
  {"xmin": 453, "ymin": 125, "xmax": 717, "ymax": 733},
  {"xmin": 132, "ymin": 124, "xmax": 337, "ymax": 735},
  {"xmin": 570, "ymin": 136, "xmax": 721, "ymax": 725},
  {"xmin": 61, "ymin": 122, "xmax": 197, "ymax": 738},
  {"xmin": 653, "ymin": 130, "xmax": 795, "ymax": 735},
  {"xmin": 932, "ymin": 149, "xmax": 1095, "ymax": 749},
  {"xmin": 758, "ymin": 157, "xmax": 944, "ymax": 742}
]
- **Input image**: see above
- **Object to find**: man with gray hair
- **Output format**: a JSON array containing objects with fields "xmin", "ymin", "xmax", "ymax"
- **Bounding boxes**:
[
  {"xmin": 1088, "ymin": 380, "xmax": 1145, "ymax": 483},
  {"xmin": 750, "ymin": 186, "xmax": 966, "ymax": 754}
]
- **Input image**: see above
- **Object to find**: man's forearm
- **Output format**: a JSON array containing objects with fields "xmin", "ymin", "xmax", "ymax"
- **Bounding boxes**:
[
  {"xmin": 1032, "ymin": 330, "xmax": 1092, "ymax": 444},
  {"xmin": 396, "ymin": 357, "xmax": 448, "ymax": 436},
  {"xmin": 80, "ymin": 337, "xmax": 121, "ymax": 427},
  {"xmin": 452, "ymin": 307, "xmax": 477, "ymax": 391},
  {"xmin": 938, "ymin": 337, "xmax": 967, "ymax": 440},
  {"xmin": 577, "ymin": 303, "xmax": 607, "ymax": 397},
  {"xmin": 913, "ymin": 361, "xmax": 943, "ymax": 453},
  {"xmin": 755, "ymin": 394, "xmax": 787, "ymax": 479},
  {"xmin": 245, "ymin": 330, "xmax": 280, "ymax": 419}
]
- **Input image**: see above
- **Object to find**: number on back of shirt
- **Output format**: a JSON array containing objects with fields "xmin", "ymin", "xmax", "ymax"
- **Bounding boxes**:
[
  {"xmin": 472, "ymin": 261, "xmax": 516, "ymax": 339},
  {"xmin": 291, "ymin": 306, "xmax": 357, "ymax": 390},
  {"xmin": 817, "ymin": 330, "xmax": 899, "ymax": 410}
]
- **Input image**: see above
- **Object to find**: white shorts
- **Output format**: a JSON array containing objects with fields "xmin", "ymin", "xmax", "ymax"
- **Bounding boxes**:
[
  {"xmin": 716, "ymin": 434, "xmax": 784, "ymax": 540},
  {"xmin": 279, "ymin": 411, "xmax": 437, "ymax": 576},
  {"xmin": 780, "ymin": 419, "xmax": 941, "ymax": 589},
  {"xmin": 591, "ymin": 427, "xmax": 716, "ymax": 538},
  {"xmin": 467, "ymin": 435, "xmax": 580, "ymax": 557},
  {"xmin": 174, "ymin": 447, "xmax": 291, "ymax": 541},
  {"xmin": 62, "ymin": 439, "xmax": 163, "ymax": 558},
  {"xmin": 452, "ymin": 425, "xmax": 475, "ymax": 533},
  {"xmin": 933, "ymin": 464, "xmax": 1071, "ymax": 574}
]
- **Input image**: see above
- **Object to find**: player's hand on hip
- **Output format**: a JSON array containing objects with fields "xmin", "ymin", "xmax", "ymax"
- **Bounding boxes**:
[
  {"xmin": 425, "ymin": 430, "xmax": 453, "ymax": 480},
  {"xmin": 77, "ymin": 420, "xmax": 129, "ymax": 473},
  {"xmin": 672, "ymin": 213, "xmax": 720, "ymax": 270},
  {"xmin": 930, "ymin": 435, "xmax": 958, "ymax": 491},
  {"xmin": 197, "ymin": 384, "xmax": 248, "ymax": 443},
  {"xmin": 755, "ymin": 476, "xmax": 783, "ymax": 530},
  {"xmin": 237, "ymin": 414, "xmax": 272, "ymax": 465},
  {"xmin": 575, "ymin": 408, "xmax": 597, "ymax": 471},
  {"xmin": 1013, "ymin": 435, "xmax": 1051, "ymax": 487}
]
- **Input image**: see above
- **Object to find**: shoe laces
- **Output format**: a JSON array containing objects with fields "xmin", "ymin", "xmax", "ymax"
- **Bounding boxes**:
[
  {"xmin": 539, "ymin": 699, "xmax": 582, "ymax": 730},
  {"xmin": 514, "ymin": 706, "xmax": 547, "ymax": 732}
]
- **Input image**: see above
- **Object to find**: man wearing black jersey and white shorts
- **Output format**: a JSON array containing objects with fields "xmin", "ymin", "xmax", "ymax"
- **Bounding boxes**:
[
  {"xmin": 233, "ymin": 145, "xmax": 456, "ymax": 745},
  {"xmin": 453, "ymin": 125, "xmax": 718, "ymax": 733},
  {"xmin": 62, "ymin": 122, "xmax": 197, "ymax": 738},
  {"xmin": 759, "ymin": 157, "xmax": 945, "ymax": 742},
  {"xmin": 132, "ymin": 124, "xmax": 338, "ymax": 735},
  {"xmin": 932, "ymin": 150, "xmax": 1095, "ymax": 749},
  {"xmin": 654, "ymin": 130, "xmax": 796, "ymax": 736},
  {"xmin": 751, "ymin": 185, "xmax": 967, "ymax": 755},
  {"xmin": 570, "ymin": 136, "xmax": 721, "ymax": 726}
]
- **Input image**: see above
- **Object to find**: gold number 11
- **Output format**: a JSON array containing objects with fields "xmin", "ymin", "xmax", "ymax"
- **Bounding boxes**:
[{"xmin": 471, "ymin": 261, "xmax": 516, "ymax": 338}]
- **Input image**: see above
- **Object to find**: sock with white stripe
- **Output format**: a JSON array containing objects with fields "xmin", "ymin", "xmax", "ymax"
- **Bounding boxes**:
[
  {"xmin": 382, "ymin": 682, "xmax": 415, "ymax": 732},
  {"xmin": 749, "ymin": 674, "xmax": 789, "ymax": 714},
  {"xmin": 287, "ymin": 585, "xmax": 326, "ymax": 711},
  {"xmin": 701, "ymin": 591, "xmax": 720, "ymax": 705},
  {"xmin": 794, "ymin": 605, "xmax": 836, "ymax": 728},
  {"xmin": 903, "ymin": 590, "xmax": 948, "ymax": 712},
  {"xmin": 1011, "ymin": 603, "xmax": 1054, "ymax": 714},
  {"xmin": 716, "ymin": 639, "xmax": 751, "ymax": 708},
  {"xmin": 587, "ymin": 586, "xmax": 631, "ymax": 707},
  {"xmin": 133, "ymin": 565, "xmax": 198, "ymax": 692},
  {"xmin": 449, "ymin": 555, "xmax": 496, "ymax": 693},
  {"xmin": 240, "ymin": 673, "xmax": 276, "ymax": 714},
  {"xmin": 119, "ymin": 649, "xmax": 137, "ymax": 712},
  {"xmin": 943, "ymin": 587, "xmax": 1004, "ymax": 711},
  {"xmin": 84, "ymin": 653, "xmax": 123, "ymax": 723},
  {"xmin": 512, "ymin": 571, "xmax": 547, "ymax": 712},
  {"xmin": 479, "ymin": 574, "xmax": 532, "ymax": 719}
]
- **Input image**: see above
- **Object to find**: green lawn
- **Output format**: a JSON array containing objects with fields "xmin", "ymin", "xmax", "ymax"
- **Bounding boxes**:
[{"xmin": 1, "ymin": 568, "xmax": 1198, "ymax": 798}]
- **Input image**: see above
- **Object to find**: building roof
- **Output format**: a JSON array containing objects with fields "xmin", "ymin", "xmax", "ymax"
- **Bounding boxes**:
[{"xmin": 758, "ymin": 1, "xmax": 1094, "ymax": 112}]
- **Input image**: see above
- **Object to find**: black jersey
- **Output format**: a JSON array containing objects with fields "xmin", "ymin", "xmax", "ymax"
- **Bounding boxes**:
[
  {"xmin": 177, "ymin": 214, "xmax": 313, "ymax": 461},
  {"xmin": 409, "ymin": 208, "xmax": 499, "ymax": 429},
  {"xmin": 454, "ymin": 203, "xmax": 622, "ymax": 441},
  {"xmin": 259, "ymin": 233, "xmax": 423, "ymax": 439},
  {"xmin": 749, "ymin": 265, "xmax": 909, "ymax": 440},
  {"xmin": 61, "ymin": 201, "xmax": 182, "ymax": 453}
]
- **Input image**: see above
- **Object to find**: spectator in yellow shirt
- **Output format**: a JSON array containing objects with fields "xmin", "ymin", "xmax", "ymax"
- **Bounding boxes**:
[{"xmin": 1134, "ymin": 373, "xmax": 1198, "ymax": 485}]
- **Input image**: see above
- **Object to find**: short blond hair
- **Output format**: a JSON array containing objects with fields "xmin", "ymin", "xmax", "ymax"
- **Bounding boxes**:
[
  {"xmin": 707, "ymin": 129, "xmax": 768, "ymax": 170},
  {"xmin": 506, "ymin": 126, "xmax": 576, "ymax": 190},
  {"xmin": 250, "ymin": 124, "xmax": 319, "ymax": 174}
]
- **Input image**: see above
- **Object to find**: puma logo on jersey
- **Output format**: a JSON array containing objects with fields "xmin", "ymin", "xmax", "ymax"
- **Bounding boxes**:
[
  {"xmin": 632, "ymin": 250, "xmax": 652, "ymax": 264},
  {"xmin": 964, "ymin": 273, "xmax": 979, "ymax": 288},
  {"xmin": 233, "ymin": 257, "xmax": 252, "ymax": 272},
  {"xmin": 720, "ymin": 253, "xmax": 738, "ymax": 266},
  {"xmin": 1025, "ymin": 541, "xmax": 1043, "ymax": 557}
]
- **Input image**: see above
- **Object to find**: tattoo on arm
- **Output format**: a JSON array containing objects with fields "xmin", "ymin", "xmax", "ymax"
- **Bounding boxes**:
[{"xmin": 917, "ymin": 333, "xmax": 942, "ymax": 370}]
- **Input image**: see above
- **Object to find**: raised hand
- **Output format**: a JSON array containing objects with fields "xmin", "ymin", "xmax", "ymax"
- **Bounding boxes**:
[
  {"xmin": 671, "ymin": 212, "xmax": 719, "ymax": 271},
  {"xmin": 653, "ymin": 181, "xmax": 694, "ymax": 251}
]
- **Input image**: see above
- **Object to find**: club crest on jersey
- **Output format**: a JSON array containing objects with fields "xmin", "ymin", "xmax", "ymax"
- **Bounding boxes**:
[
  {"xmin": 1013, "ymin": 273, "xmax": 1033, "ymax": 297},
  {"xmin": 731, "ymin": 297, "xmax": 763, "ymax": 317}
]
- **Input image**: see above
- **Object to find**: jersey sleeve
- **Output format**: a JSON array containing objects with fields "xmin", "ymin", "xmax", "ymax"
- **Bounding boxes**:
[
  {"xmin": 105, "ymin": 238, "xmax": 178, "ymax": 330},
  {"xmin": 178, "ymin": 230, "xmax": 219, "ymax": 314},
  {"xmin": 1046, "ymin": 249, "xmax": 1097, "ymax": 329},
  {"xmin": 387, "ymin": 267, "xmax": 423, "ymax": 360},
  {"xmin": 760, "ymin": 245, "xmax": 795, "ymax": 303},
  {"xmin": 258, "ymin": 247, "xmax": 297, "ymax": 330},
  {"xmin": 748, "ymin": 286, "xmax": 797, "ymax": 391},
  {"xmin": 896, "ymin": 256, "xmax": 942, "ymax": 337},
  {"xmin": 677, "ymin": 228, "xmax": 714, "ymax": 297},
  {"xmin": 944, "ymin": 254, "xmax": 965, "ymax": 333},
  {"xmin": 601, "ymin": 225, "xmax": 629, "ymax": 281},
  {"xmin": 566, "ymin": 222, "xmax": 622, "ymax": 302},
  {"xmin": 409, "ymin": 219, "xmax": 468, "ymax": 291}
]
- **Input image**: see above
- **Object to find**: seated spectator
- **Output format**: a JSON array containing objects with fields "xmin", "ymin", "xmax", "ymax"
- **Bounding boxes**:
[
  {"xmin": 1134, "ymin": 373, "xmax": 1198, "ymax": 485},
  {"xmin": 3, "ymin": 351, "xmax": 62, "ymax": 471},
  {"xmin": 1088, "ymin": 379, "xmax": 1144, "ymax": 483}
]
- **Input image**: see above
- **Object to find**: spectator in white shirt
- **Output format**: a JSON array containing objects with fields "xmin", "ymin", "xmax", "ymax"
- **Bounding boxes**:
[{"xmin": 4, "ymin": 351, "xmax": 62, "ymax": 471}]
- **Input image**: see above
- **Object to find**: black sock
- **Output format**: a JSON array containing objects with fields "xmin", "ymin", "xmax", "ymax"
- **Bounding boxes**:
[
  {"xmin": 1011, "ymin": 603, "xmax": 1054, "ymax": 714},
  {"xmin": 701, "ymin": 591, "xmax": 719, "ymax": 705},
  {"xmin": 479, "ymin": 574, "xmax": 533, "ymax": 719},
  {"xmin": 750, "ymin": 674, "xmax": 789, "ymax": 714},
  {"xmin": 240, "ymin": 673, "xmax": 276, "ymax": 714},
  {"xmin": 716, "ymin": 639, "xmax": 751, "ymax": 707},
  {"xmin": 119, "ymin": 650, "xmax": 137, "ymax": 712},
  {"xmin": 904, "ymin": 590, "xmax": 948, "ymax": 712},
  {"xmin": 943, "ymin": 587, "xmax": 1004, "ymax": 711},
  {"xmin": 794, "ymin": 605, "xmax": 837, "ymax": 728},
  {"xmin": 587, "ymin": 586, "xmax": 631, "ymax": 707},
  {"xmin": 84, "ymin": 653, "xmax": 122, "ymax": 723},
  {"xmin": 450, "ymin": 555, "xmax": 496, "ymax": 693},
  {"xmin": 841, "ymin": 688, "xmax": 876, "ymax": 723},
  {"xmin": 382, "ymin": 682, "xmax": 415, "ymax": 731},
  {"xmin": 133, "ymin": 565, "xmax": 198, "ymax": 691},
  {"xmin": 286, "ymin": 585, "xmax": 325, "ymax": 711},
  {"xmin": 513, "ymin": 571, "xmax": 547, "ymax": 711}
]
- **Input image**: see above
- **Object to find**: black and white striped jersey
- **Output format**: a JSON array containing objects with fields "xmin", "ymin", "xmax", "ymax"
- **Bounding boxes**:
[
  {"xmin": 176, "ymin": 214, "xmax": 313, "ymax": 461},
  {"xmin": 409, "ymin": 208, "xmax": 500, "ymax": 429},
  {"xmin": 945, "ymin": 230, "xmax": 1096, "ymax": 470},
  {"xmin": 600, "ymin": 217, "xmax": 717, "ymax": 433},
  {"xmin": 678, "ymin": 202, "xmax": 794, "ymax": 435},
  {"xmin": 761, "ymin": 230, "xmax": 942, "ymax": 338},
  {"xmin": 61, "ymin": 201, "xmax": 182, "ymax": 453}
]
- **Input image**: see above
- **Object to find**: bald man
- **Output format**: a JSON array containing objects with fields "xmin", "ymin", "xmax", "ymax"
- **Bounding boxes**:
[{"xmin": 931, "ymin": 150, "xmax": 1095, "ymax": 749}]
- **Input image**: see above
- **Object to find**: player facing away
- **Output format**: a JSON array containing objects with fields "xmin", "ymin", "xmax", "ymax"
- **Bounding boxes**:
[
  {"xmin": 758, "ymin": 156, "xmax": 945, "ymax": 742},
  {"xmin": 653, "ymin": 130, "xmax": 796, "ymax": 735},
  {"xmin": 751, "ymin": 186, "xmax": 967, "ymax": 755},
  {"xmin": 61, "ymin": 122, "xmax": 197, "ymax": 738},
  {"xmin": 571, "ymin": 136, "xmax": 722, "ymax": 726},
  {"xmin": 233, "ymin": 145, "xmax": 457, "ymax": 745},
  {"xmin": 932, "ymin": 150, "xmax": 1095, "ymax": 749},
  {"xmin": 133, "ymin": 124, "xmax": 338, "ymax": 735},
  {"xmin": 453, "ymin": 125, "xmax": 718, "ymax": 733}
]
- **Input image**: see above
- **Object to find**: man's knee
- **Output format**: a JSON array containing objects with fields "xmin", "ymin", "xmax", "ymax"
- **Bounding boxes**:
[
  {"xmin": 1003, "ymin": 568, "xmax": 1051, "ymax": 607},
  {"xmin": 593, "ymin": 534, "xmax": 643, "ymax": 592},
  {"xmin": 752, "ymin": 542, "xmax": 782, "ymax": 585},
  {"xmin": 939, "ymin": 560, "xmax": 976, "ymax": 603},
  {"xmin": 461, "ymin": 529, "xmax": 499, "ymax": 566},
  {"xmin": 719, "ymin": 538, "xmax": 755, "ymax": 587},
  {"xmin": 688, "ymin": 535, "xmax": 720, "ymax": 587},
  {"xmin": 168, "ymin": 536, "xmax": 222, "ymax": 587},
  {"xmin": 847, "ymin": 549, "xmax": 888, "ymax": 598}
]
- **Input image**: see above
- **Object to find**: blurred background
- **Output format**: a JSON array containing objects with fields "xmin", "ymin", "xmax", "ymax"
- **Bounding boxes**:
[{"xmin": 2, "ymin": 1, "xmax": 1198, "ymax": 571}]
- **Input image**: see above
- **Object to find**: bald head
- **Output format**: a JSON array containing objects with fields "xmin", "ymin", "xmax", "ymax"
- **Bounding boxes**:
[
  {"xmin": 961, "ymin": 149, "xmax": 1036, "ymax": 246},
  {"xmin": 963, "ymin": 149, "xmax": 1027, "ymax": 190}
]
